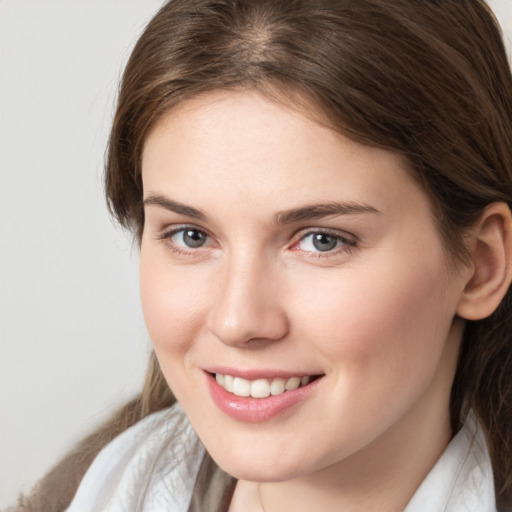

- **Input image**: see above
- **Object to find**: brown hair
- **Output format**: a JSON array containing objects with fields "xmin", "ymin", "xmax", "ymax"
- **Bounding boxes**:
[{"xmin": 19, "ymin": 1, "xmax": 512, "ymax": 510}]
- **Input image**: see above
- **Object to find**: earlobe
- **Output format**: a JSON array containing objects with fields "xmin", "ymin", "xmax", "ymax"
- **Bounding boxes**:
[{"xmin": 457, "ymin": 202, "xmax": 512, "ymax": 321}]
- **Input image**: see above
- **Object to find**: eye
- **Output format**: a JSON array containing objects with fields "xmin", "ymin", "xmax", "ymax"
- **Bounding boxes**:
[
  {"xmin": 167, "ymin": 227, "xmax": 210, "ymax": 249},
  {"xmin": 294, "ymin": 231, "xmax": 355, "ymax": 254}
]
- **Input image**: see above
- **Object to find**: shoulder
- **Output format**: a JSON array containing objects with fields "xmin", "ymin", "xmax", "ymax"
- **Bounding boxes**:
[
  {"xmin": 66, "ymin": 403, "xmax": 205, "ymax": 512},
  {"xmin": 405, "ymin": 411, "xmax": 497, "ymax": 512}
]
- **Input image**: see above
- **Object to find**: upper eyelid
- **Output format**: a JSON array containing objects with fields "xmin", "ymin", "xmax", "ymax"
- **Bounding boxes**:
[
  {"xmin": 158, "ymin": 226, "xmax": 215, "ymax": 253},
  {"xmin": 289, "ymin": 228, "xmax": 358, "ymax": 257},
  {"xmin": 292, "ymin": 226, "xmax": 358, "ymax": 243},
  {"xmin": 159, "ymin": 224, "xmax": 209, "ymax": 237},
  {"xmin": 154, "ymin": 224, "xmax": 212, "ymax": 244}
]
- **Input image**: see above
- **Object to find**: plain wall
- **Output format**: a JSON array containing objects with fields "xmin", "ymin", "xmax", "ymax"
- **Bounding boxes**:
[
  {"xmin": 0, "ymin": 1, "xmax": 163, "ymax": 507},
  {"xmin": 0, "ymin": 0, "xmax": 511, "ymax": 508}
]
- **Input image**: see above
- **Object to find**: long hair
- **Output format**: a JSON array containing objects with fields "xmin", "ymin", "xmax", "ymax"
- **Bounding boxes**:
[{"xmin": 19, "ymin": 1, "xmax": 512, "ymax": 510}]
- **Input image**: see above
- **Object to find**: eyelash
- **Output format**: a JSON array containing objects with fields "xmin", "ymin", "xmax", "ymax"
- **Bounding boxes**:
[
  {"xmin": 157, "ymin": 225, "xmax": 215, "ymax": 255},
  {"xmin": 291, "ymin": 229, "xmax": 357, "ymax": 258},
  {"xmin": 157, "ymin": 225, "xmax": 357, "ymax": 258}
]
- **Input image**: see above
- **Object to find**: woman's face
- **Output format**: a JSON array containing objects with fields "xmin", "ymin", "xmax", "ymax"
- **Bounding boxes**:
[{"xmin": 140, "ymin": 91, "xmax": 469, "ymax": 482}]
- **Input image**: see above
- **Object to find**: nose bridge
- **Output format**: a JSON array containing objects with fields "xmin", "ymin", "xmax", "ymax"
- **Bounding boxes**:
[{"xmin": 207, "ymin": 247, "xmax": 288, "ymax": 346}]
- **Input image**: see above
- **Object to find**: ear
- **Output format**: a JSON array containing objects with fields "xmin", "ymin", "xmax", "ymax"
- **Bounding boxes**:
[{"xmin": 457, "ymin": 202, "xmax": 512, "ymax": 320}]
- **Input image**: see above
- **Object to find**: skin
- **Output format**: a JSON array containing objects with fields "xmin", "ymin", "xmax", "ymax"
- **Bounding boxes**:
[{"xmin": 139, "ymin": 91, "xmax": 474, "ymax": 512}]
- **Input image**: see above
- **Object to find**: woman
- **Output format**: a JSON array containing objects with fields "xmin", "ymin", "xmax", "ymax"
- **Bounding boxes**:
[{"xmin": 17, "ymin": 0, "xmax": 512, "ymax": 511}]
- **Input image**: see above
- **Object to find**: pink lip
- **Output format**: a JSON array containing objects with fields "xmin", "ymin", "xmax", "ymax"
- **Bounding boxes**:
[{"xmin": 205, "ymin": 372, "xmax": 323, "ymax": 423}]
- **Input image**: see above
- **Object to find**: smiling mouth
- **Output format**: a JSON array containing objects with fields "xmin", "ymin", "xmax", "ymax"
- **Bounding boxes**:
[{"xmin": 213, "ymin": 372, "xmax": 322, "ymax": 398}]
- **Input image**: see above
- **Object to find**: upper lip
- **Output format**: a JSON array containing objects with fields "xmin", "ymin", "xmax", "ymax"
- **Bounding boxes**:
[{"xmin": 203, "ymin": 366, "xmax": 324, "ymax": 380}]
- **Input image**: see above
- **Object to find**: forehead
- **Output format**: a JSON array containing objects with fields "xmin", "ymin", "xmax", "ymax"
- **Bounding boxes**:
[
  {"xmin": 141, "ymin": 90, "xmax": 426, "ymax": 226},
  {"xmin": 141, "ymin": 91, "xmax": 415, "ymax": 208}
]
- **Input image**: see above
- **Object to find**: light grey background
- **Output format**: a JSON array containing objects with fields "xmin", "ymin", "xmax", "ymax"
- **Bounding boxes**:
[
  {"xmin": 0, "ymin": 0, "xmax": 164, "ymax": 507},
  {"xmin": 0, "ymin": 0, "xmax": 511, "ymax": 508}
]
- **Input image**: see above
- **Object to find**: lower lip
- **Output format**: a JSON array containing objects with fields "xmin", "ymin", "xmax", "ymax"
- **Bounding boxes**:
[{"xmin": 206, "ymin": 373, "xmax": 322, "ymax": 423}]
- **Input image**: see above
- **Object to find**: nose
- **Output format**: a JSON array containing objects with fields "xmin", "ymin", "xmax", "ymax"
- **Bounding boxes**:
[{"xmin": 206, "ymin": 254, "xmax": 289, "ymax": 347}]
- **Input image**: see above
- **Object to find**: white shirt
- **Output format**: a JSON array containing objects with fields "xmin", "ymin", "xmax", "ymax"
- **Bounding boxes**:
[{"xmin": 66, "ymin": 404, "xmax": 497, "ymax": 512}]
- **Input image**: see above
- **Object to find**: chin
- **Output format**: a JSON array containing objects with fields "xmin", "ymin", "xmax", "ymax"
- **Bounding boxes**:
[
  {"xmin": 221, "ymin": 463, "xmax": 302, "ymax": 483},
  {"xmin": 207, "ymin": 447, "xmax": 315, "ymax": 482}
]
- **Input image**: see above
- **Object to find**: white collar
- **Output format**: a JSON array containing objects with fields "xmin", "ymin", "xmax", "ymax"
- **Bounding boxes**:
[
  {"xmin": 68, "ymin": 406, "xmax": 496, "ymax": 512},
  {"xmin": 405, "ymin": 411, "xmax": 496, "ymax": 511}
]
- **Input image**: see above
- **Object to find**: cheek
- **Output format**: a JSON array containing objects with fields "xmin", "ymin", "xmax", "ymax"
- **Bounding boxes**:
[
  {"xmin": 139, "ymin": 256, "xmax": 208, "ymax": 356},
  {"xmin": 293, "ymin": 255, "xmax": 458, "ymax": 385},
  {"xmin": 282, "ymin": 255, "xmax": 462, "ymax": 455}
]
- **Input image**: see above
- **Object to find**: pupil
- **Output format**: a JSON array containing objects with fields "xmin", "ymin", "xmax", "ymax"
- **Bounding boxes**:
[
  {"xmin": 312, "ymin": 233, "xmax": 337, "ymax": 252},
  {"xmin": 184, "ymin": 229, "xmax": 205, "ymax": 248}
]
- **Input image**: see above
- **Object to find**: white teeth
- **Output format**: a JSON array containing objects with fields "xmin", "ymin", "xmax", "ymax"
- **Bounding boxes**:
[
  {"xmin": 285, "ymin": 377, "xmax": 300, "ymax": 391},
  {"xmin": 215, "ymin": 373, "xmax": 314, "ymax": 398},
  {"xmin": 223, "ymin": 374, "xmax": 234, "ymax": 392},
  {"xmin": 233, "ymin": 377, "xmax": 251, "ymax": 397},
  {"xmin": 270, "ymin": 378, "xmax": 286, "ymax": 395},
  {"xmin": 251, "ymin": 379, "xmax": 271, "ymax": 398}
]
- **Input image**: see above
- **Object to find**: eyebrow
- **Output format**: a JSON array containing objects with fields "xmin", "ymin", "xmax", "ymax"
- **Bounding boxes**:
[
  {"xmin": 274, "ymin": 202, "xmax": 380, "ymax": 224},
  {"xmin": 143, "ymin": 194, "xmax": 207, "ymax": 221},
  {"xmin": 143, "ymin": 194, "xmax": 380, "ymax": 224}
]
